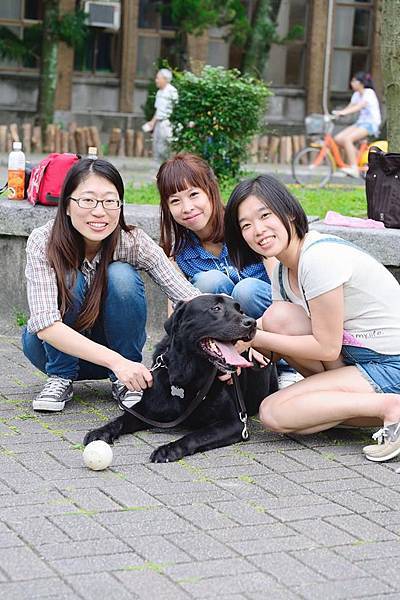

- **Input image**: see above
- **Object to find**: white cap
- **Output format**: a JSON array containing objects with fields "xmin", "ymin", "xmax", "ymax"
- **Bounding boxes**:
[{"xmin": 12, "ymin": 141, "xmax": 22, "ymax": 150}]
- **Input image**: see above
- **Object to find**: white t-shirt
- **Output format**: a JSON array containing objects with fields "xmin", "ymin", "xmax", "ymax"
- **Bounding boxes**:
[
  {"xmin": 272, "ymin": 231, "xmax": 400, "ymax": 354},
  {"xmin": 351, "ymin": 88, "xmax": 381, "ymax": 127},
  {"xmin": 155, "ymin": 84, "xmax": 178, "ymax": 121}
]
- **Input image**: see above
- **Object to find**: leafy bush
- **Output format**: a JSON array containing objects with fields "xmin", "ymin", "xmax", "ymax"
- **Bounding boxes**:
[{"xmin": 170, "ymin": 66, "xmax": 271, "ymax": 179}]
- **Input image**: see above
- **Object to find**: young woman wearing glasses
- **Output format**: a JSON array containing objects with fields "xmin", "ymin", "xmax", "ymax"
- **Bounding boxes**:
[{"xmin": 22, "ymin": 158, "xmax": 199, "ymax": 412}]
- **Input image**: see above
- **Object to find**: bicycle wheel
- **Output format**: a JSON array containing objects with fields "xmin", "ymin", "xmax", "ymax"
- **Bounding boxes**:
[{"xmin": 292, "ymin": 146, "xmax": 333, "ymax": 187}]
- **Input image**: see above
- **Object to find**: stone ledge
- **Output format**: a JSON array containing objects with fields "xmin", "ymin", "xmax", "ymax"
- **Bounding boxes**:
[
  {"xmin": 1, "ymin": 201, "xmax": 399, "ymax": 267},
  {"xmin": 309, "ymin": 221, "xmax": 400, "ymax": 267}
]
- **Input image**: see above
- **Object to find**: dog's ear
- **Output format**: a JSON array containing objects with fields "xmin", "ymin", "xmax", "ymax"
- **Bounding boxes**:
[{"xmin": 163, "ymin": 301, "xmax": 187, "ymax": 336}]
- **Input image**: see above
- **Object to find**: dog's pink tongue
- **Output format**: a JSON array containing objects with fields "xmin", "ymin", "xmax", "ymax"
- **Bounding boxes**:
[{"xmin": 214, "ymin": 341, "xmax": 252, "ymax": 367}]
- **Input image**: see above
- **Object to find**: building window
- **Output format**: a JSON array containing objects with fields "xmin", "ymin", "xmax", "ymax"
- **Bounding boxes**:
[
  {"xmin": 264, "ymin": 0, "xmax": 307, "ymax": 87},
  {"xmin": 0, "ymin": 0, "xmax": 43, "ymax": 68},
  {"xmin": 137, "ymin": 0, "xmax": 176, "ymax": 79},
  {"xmin": 207, "ymin": 27, "xmax": 229, "ymax": 68},
  {"xmin": 74, "ymin": 29, "xmax": 120, "ymax": 74},
  {"xmin": 331, "ymin": 0, "xmax": 373, "ymax": 92}
]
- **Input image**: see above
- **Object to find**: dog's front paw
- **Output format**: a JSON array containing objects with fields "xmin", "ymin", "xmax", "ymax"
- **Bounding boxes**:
[
  {"xmin": 84, "ymin": 427, "xmax": 115, "ymax": 446},
  {"xmin": 150, "ymin": 442, "xmax": 184, "ymax": 463}
]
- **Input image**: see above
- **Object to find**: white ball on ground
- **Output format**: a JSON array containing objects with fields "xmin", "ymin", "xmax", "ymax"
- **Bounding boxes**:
[{"xmin": 83, "ymin": 440, "xmax": 113, "ymax": 471}]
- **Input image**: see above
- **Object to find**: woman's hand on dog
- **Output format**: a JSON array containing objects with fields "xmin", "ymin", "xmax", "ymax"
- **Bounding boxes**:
[
  {"xmin": 234, "ymin": 340, "xmax": 272, "ymax": 368},
  {"xmin": 248, "ymin": 347, "xmax": 271, "ymax": 367},
  {"xmin": 218, "ymin": 369, "xmax": 241, "ymax": 385},
  {"xmin": 112, "ymin": 357, "xmax": 153, "ymax": 391}
]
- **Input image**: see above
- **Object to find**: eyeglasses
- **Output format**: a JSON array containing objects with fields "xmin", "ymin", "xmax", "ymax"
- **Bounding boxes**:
[{"xmin": 69, "ymin": 197, "xmax": 122, "ymax": 210}]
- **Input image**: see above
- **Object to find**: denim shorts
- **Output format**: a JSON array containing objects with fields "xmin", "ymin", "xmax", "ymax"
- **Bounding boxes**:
[
  {"xmin": 355, "ymin": 120, "xmax": 379, "ymax": 137},
  {"xmin": 341, "ymin": 345, "xmax": 400, "ymax": 394}
]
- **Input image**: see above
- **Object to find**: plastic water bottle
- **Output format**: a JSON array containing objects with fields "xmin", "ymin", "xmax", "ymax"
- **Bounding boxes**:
[
  {"xmin": 8, "ymin": 141, "xmax": 25, "ymax": 200},
  {"xmin": 87, "ymin": 147, "xmax": 98, "ymax": 160}
]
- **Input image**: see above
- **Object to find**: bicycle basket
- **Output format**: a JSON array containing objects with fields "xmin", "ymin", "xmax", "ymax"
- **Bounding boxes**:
[{"xmin": 305, "ymin": 114, "xmax": 331, "ymax": 136}]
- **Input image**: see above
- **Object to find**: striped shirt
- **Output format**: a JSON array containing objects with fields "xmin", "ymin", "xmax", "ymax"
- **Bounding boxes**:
[
  {"xmin": 25, "ymin": 220, "xmax": 199, "ymax": 334},
  {"xmin": 176, "ymin": 232, "xmax": 270, "ymax": 285}
]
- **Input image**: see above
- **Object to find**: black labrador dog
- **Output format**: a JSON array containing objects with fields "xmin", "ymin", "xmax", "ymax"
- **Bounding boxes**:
[{"xmin": 84, "ymin": 294, "xmax": 278, "ymax": 462}]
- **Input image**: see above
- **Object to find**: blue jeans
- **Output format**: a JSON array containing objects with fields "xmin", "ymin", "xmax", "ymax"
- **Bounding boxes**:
[
  {"xmin": 22, "ymin": 262, "xmax": 147, "ymax": 381},
  {"xmin": 342, "ymin": 345, "xmax": 400, "ymax": 394},
  {"xmin": 190, "ymin": 270, "xmax": 272, "ymax": 319}
]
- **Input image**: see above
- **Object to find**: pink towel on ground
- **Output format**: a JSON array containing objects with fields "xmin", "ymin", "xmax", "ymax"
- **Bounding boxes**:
[{"xmin": 323, "ymin": 210, "xmax": 385, "ymax": 229}]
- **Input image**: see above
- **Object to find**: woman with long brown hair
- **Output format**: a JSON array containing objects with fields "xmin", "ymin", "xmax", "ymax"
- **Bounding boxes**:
[
  {"xmin": 157, "ymin": 153, "xmax": 274, "ymax": 320},
  {"xmin": 22, "ymin": 158, "xmax": 198, "ymax": 412}
]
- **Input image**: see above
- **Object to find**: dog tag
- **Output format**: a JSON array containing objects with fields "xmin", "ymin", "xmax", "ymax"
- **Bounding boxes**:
[{"xmin": 171, "ymin": 385, "xmax": 185, "ymax": 399}]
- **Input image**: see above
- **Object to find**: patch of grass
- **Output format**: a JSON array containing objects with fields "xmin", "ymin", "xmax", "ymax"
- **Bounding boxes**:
[
  {"xmin": 14, "ymin": 310, "xmax": 28, "ymax": 327},
  {"xmin": 124, "ymin": 181, "xmax": 366, "ymax": 220},
  {"xmin": 321, "ymin": 452, "xmax": 337, "ymax": 461},
  {"xmin": 238, "ymin": 474, "xmax": 255, "ymax": 484},
  {"xmin": 72, "ymin": 443, "xmax": 85, "ymax": 451},
  {"xmin": 292, "ymin": 184, "xmax": 366, "ymax": 219},
  {"xmin": 17, "ymin": 414, "xmax": 37, "ymax": 420},
  {"xmin": 178, "ymin": 458, "xmax": 212, "ymax": 483},
  {"xmin": 122, "ymin": 561, "xmax": 169, "ymax": 573},
  {"xmin": 64, "ymin": 509, "xmax": 98, "ymax": 517}
]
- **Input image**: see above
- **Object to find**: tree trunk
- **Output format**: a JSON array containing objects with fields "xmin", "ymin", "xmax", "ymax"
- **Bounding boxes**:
[
  {"xmin": 381, "ymin": 0, "xmax": 400, "ymax": 151},
  {"xmin": 242, "ymin": 0, "xmax": 281, "ymax": 77},
  {"xmin": 38, "ymin": 0, "xmax": 59, "ymax": 137}
]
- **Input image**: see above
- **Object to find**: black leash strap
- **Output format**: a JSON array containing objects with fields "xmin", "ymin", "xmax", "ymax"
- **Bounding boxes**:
[
  {"xmin": 118, "ymin": 366, "xmax": 218, "ymax": 429},
  {"xmin": 232, "ymin": 372, "xmax": 249, "ymax": 440},
  {"xmin": 232, "ymin": 357, "xmax": 275, "ymax": 440}
]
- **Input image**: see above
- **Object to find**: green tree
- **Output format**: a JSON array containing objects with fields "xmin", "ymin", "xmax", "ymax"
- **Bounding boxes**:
[
  {"xmin": 170, "ymin": 66, "xmax": 271, "ymax": 179},
  {"xmin": 161, "ymin": 0, "xmax": 248, "ymax": 69},
  {"xmin": 0, "ymin": 1, "xmax": 87, "ymax": 137},
  {"xmin": 241, "ymin": 0, "xmax": 281, "ymax": 76},
  {"xmin": 381, "ymin": 0, "xmax": 400, "ymax": 151}
]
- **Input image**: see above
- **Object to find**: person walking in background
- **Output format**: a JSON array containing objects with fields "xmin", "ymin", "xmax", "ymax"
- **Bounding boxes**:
[
  {"xmin": 143, "ymin": 69, "xmax": 178, "ymax": 162},
  {"xmin": 333, "ymin": 71, "xmax": 381, "ymax": 178},
  {"xmin": 22, "ymin": 158, "xmax": 198, "ymax": 412}
]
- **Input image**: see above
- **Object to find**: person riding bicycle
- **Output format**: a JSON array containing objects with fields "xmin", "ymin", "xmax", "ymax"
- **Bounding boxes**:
[{"xmin": 333, "ymin": 71, "xmax": 381, "ymax": 179}]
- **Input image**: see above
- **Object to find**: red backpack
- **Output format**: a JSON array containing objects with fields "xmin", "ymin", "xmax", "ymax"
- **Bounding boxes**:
[{"xmin": 27, "ymin": 153, "xmax": 80, "ymax": 206}]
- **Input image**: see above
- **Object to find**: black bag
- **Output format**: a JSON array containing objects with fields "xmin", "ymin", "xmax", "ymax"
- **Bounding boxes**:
[{"xmin": 366, "ymin": 147, "xmax": 400, "ymax": 228}]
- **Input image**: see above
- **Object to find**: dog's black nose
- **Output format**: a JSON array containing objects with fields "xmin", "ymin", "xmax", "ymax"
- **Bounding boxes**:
[{"xmin": 242, "ymin": 317, "xmax": 255, "ymax": 328}]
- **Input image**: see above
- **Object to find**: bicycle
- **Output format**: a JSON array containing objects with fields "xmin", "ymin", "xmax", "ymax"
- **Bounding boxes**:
[{"xmin": 291, "ymin": 113, "xmax": 386, "ymax": 187}]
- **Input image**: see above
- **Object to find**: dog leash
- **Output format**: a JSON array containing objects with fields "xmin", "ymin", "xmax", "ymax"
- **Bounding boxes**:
[
  {"xmin": 232, "ymin": 372, "xmax": 249, "ymax": 440},
  {"xmin": 117, "ymin": 365, "xmax": 218, "ymax": 429},
  {"xmin": 119, "ymin": 354, "xmax": 275, "ymax": 435},
  {"xmin": 231, "ymin": 357, "xmax": 276, "ymax": 440}
]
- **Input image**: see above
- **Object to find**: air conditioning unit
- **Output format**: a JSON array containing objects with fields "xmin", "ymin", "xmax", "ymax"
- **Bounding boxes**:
[{"xmin": 84, "ymin": 1, "xmax": 121, "ymax": 30}]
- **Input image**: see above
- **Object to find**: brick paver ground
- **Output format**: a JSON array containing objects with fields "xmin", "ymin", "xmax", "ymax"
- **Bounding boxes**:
[{"xmin": 1, "ymin": 332, "xmax": 400, "ymax": 599}]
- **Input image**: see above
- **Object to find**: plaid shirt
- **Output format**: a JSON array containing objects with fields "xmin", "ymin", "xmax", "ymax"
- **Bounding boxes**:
[{"xmin": 25, "ymin": 220, "xmax": 199, "ymax": 334}]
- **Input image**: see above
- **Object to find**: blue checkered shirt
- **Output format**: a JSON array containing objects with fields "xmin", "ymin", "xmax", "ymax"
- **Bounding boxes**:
[{"xmin": 176, "ymin": 233, "xmax": 270, "ymax": 284}]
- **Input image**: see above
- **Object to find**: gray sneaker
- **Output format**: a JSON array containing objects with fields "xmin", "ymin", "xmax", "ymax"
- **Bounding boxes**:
[
  {"xmin": 363, "ymin": 422, "xmax": 400, "ymax": 462},
  {"xmin": 33, "ymin": 376, "xmax": 73, "ymax": 412},
  {"xmin": 111, "ymin": 380, "xmax": 143, "ymax": 410}
]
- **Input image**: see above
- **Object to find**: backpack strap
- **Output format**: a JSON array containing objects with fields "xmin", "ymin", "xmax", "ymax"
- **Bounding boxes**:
[{"xmin": 278, "ymin": 262, "xmax": 289, "ymax": 301}]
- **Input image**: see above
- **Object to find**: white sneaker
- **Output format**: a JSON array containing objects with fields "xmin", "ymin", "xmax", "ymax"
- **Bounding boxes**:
[
  {"xmin": 278, "ymin": 371, "xmax": 303, "ymax": 389},
  {"xmin": 362, "ymin": 423, "xmax": 400, "ymax": 462},
  {"xmin": 33, "ymin": 376, "xmax": 73, "ymax": 412},
  {"xmin": 111, "ymin": 380, "xmax": 143, "ymax": 410},
  {"xmin": 341, "ymin": 166, "xmax": 360, "ymax": 179}
]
